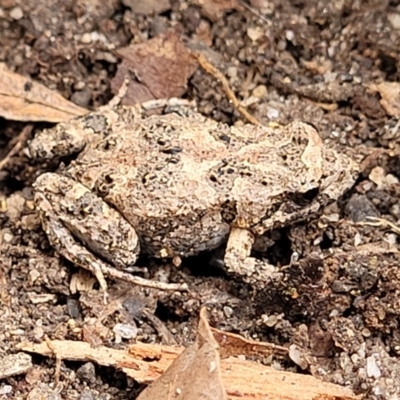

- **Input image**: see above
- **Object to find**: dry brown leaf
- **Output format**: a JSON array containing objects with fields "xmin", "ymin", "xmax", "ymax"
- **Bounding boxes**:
[
  {"xmin": 193, "ymin": 0, "xmax": 241, "ymax": 22},
  {"xmin": 121, "ymin": 0, "xmax": 171, "ymax": 15},
  {"xmin": 0, "ymin": 63, "xmax": 88, "ymax": 122},
  {"xmin": 137, "ymin": 307, "xmax": 226, "ymax": 400},
  {"xmin": 111, "ymin": 30, "xmax": 198, "ymax": 105},
  {"xmin": 370, "ymin": 81, "xmax": 400, "ymax": 118}
]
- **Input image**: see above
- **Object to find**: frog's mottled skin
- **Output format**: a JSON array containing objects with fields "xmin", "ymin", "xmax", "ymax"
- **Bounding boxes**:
[{"xmin": 30, "ymin": 106, "xmax": 359, "ymax": 290}]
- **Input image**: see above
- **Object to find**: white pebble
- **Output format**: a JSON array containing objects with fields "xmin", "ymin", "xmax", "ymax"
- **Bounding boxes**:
[
  {"xmin": 366, "ymin": 354, "xmax": 381, "ymax": 378},
  {"xmin": 113, "ymin": 323, "xmax": 138, "ymax": 340},
  {"xmin": 10, "ymin": 6, "xmax": 23, "ymax": 20}
]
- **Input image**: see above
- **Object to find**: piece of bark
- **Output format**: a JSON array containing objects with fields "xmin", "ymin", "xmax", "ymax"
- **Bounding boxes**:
[{"xmin": 0, "ymin": 63, "xmax": 88, "ymax": 122}]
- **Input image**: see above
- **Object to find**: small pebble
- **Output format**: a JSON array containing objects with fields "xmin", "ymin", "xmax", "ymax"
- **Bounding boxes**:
[
  {"xmin": 247, "ymin": 26, "xmax": 264, "ymax": 41},
  {"xmin": 0, "ymin": 386, "xmax": 13, "ymax": 395},
  {"xmin": 113, "ymin": 323, "xmax": 138, "ymax": 342},
  {"xmin": 80, "ymin": 389, "xmax": 95, "ymax": 400},
  {"xmin": 285, "ymin": 30, "xmax": 294, "ymax": 41},
  {"xmin": 3, "ymin": 232, "xmax": 13, "ymax": 243},
  {"xmin": 81, "ymin": 32, "xmax": 92, "ymax": 44},
  {"xmin": 366, "ymin": 354, "xmax": 381, "ymax": 378},
  {"xmin": 388, "ymin": 13, "xmax": 400, "ymax": 30},
  {"xmin": 266, "ymin": 108, "xmax": 279, "ymax": 120},
  {"xmin": 223, "ymin": 306, "xmax": 233, "ymax": 318},
  {"xmin": 77, "ymin": 362, "xmax": 96, "ymax": 383},
  {"xmin": 33, "ymin": 326, "xmax": 44, "ymax": 341},
  {"xmin": 265, "ymin": 315, "xmax": 278, "ymax": 327},
  {"xmin": 10, "ymin": 6, "xmax": 23, "ymax": 20},
  {"xmin": 71, "ymin": 88, "xmax": 92, "ymax": 108},
  {"xmin": 252, "ymin": 85, "xmax": 267, "ymax": 99}
]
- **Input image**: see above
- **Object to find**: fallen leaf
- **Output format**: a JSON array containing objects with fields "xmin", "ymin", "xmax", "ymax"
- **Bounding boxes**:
[
  {"xmin": 111, "ymin": 30, "xmax": 198, "ymax": 105},
  {"xmin": 370, "ymin": 81, "xmax": 400, "ymax": 118},
  {"xmin": 121, "ymin": 0, "xmax": 171, "ymax": 15},
  {"xmin": 137, "ymin": 307, "xmax": 226, "ymax": 400},
  {"xmin": 0, "ymin": 63, "xmax": 88, "ymax": 122}
]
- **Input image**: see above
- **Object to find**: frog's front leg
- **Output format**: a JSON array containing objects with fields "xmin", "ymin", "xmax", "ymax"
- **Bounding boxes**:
[
  {"xmin": 34, "ymin": 172, "xmax": 141, "ymax": 293},
  {"xmin": 224, "ymin": 227, "xmax": 282, "ymax": 285}
]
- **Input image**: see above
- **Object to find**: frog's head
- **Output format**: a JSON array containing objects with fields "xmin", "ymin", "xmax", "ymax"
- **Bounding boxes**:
[{"xmin": 233, "ymin": 122, "xmax": 359, "ymax": 235}]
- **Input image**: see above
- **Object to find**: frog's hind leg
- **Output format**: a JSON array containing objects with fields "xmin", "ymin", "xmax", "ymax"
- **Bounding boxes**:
[
  {"xmin": 224, "ymin": 227, "xmax": 282, "ymax": 286},
  {"xmin": 37, "ymin": 205, "xmax": 109, "ymax": 293},
  {"xmin": 34, "ymin": 173, "xmax": 188, "ymax": 298},
  {"xmin": 37, "ymin": 209, "xmax": 188, "ymax": 299}
]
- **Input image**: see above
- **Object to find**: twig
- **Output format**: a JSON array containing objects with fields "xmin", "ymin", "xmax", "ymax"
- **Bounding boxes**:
[
  {"xmin": 194, "ymin": 53, "xmax": 261, "ymax": 126},
  {"xmin": 0, "ymin": 124, "xmax": 33, "ymax": 171},
  {"xmin": 359, "ymin": 216, "xmax": 400, "ymax": 235}
]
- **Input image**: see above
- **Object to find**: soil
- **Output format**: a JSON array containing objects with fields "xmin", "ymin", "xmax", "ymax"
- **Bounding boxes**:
[{"xmin": 2, "ymin": 0, "xmax": 400, "ymax": 399}]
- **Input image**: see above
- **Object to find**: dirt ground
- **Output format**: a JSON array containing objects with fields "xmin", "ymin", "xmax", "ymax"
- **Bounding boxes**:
[{"xmin": 2, "ymin": 0, "xmax": 400, "ymax": 399}]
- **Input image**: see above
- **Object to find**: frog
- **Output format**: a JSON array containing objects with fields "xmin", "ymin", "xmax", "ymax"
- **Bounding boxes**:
[{"xmin": 28, "ymin": 103, "xmax": 359, "ymax": 293}]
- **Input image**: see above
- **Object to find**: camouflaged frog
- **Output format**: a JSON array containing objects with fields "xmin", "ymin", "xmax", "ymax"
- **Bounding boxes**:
[{"xmin": 29, "ymin": 105, "xmax": 359, "ymax": 292}]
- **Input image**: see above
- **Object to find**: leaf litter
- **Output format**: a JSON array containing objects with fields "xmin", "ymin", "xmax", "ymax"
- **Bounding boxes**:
[{"xmin": 18, "ymin": 308, "xmax": 359, "ymax": 400}]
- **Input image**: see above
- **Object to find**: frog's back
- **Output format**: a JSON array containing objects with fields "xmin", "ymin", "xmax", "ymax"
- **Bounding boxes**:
[
  {"xmin": 66, "ymin": 112, "xmax": 357, "ymax": 257},
  {"xmin": 65, "ymin": 112, "xmax": 238, "ymax": 256}
]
